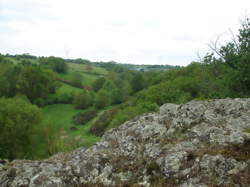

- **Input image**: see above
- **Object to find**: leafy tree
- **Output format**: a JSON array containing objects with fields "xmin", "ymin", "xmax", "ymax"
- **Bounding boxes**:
[
  {"xmin": 94, "ymin": 89, "xmax": 110, "ymax": 109},
  {"xmin": 205, "ymin": 17, "xmax": 250, "ymax": 95},
  {"xmin": 136, "ymin": 81, "xmax": 191, "ymax": 105},
  {"xmin": 0, "ymin": 97, "xmax": 42, "ymax": 159},
  {"xmin": 110, "ymin": 88, "xmax": 124, "ymax": 104},
  {"xmin": 131, "ymin": 73, "xmax": 146, "ymax": 93},
  {"xmin": 90, "ymin": 108, "xmax": 118, "ymax": 136},
  {"xmin": 0, "ymin": 64, "xmax": 22, "ymax": 97},
  {"xmin": 0, "ymin": 54, "xmax": 3, "ymax": 63},
  {"xmin": 17, "ymin": 66, "xmax": 58, "ymax": 103},
  {"xmin": 113, "ymin": 78, "xmax": 133, "ymax": 96},
  {"xmin": 73, "ymin": 91, "xmax": 93, "ymax": 109},
  {"xmin": 39, "ymin": 56, "xmax": 68, "ymax": 73},
  {"xmin": 93, "ymin": 77, "xmax": 106, "ymax": 92},
  {"xmin": 102, "ymin": 80, "xmax": 116, "ymax": 91},
  {"xmin": 71, "ymin": 72, "xmax": 83, "ymax": 87}
]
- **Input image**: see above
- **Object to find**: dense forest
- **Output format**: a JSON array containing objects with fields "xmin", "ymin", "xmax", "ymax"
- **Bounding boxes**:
[{"xmin": 0, "ymin": 17, "xmax": 249, "ymax": 160}]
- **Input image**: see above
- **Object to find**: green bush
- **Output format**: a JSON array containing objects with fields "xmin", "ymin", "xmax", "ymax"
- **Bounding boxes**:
[
  {"xmin": 0, "ymin": 97, "xmax": 42, "ymax": 160},
  {"xmin": 73, "ymin": 109, "xmax": 98, "ymax": 125},
  {"xmin": 93, "ymin": 77, "xmax": 106, "ymax": 92},
  {"xmin": 70, "ymin": 72, "xmax": 83, "ymax": 87},
  {"xmin": 94, "ymin": 89, "xmax": 110, "ymax": 109},
  {"xmin": 90, "ymin": 108, "xmax": 118, "ymax": 136},
  {"xmin": 73, "ymin": 91, "xmax": 93, "ymax": 109},
  {"xmin": 58, "ymin": 92, "xmax": 74, "ymax": 104},
  {"xmin": 109, "ymin": 101, "xmax": 159, "ymax": 129}
]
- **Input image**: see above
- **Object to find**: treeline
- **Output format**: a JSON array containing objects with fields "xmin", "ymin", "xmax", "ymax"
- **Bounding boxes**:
[
  {"xmin": 4, "ymin": 53, "xmax": 37, "ymax": 59},
  {"xmin": 0, "ymin": 56, "xmax": 70, "ymax": 105}
]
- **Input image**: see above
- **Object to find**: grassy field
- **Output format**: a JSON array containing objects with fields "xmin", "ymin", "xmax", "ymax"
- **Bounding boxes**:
[
  {"xmin": 60, "ymin": 63, "xmax": 108, "ymax": 86},
  {"xmin": 56, "ymin": 83, "xmax": 83, "ymax": 95},
  {"xmin": 68, "ymin": 63, "xmax": 107, "ymax": 75},
  {"xmin": 59, "ymin": 71, "xmax": 99, "ymax": 86},
  {"xmin": 42, "ymin": 104, "xmax": 100, "ymax": 147},
  {"xmin": 6, "ymin": 57, "xmax": 106, "ymax": 86}
]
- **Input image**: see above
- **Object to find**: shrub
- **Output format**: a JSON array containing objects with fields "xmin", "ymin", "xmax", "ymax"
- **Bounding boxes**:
[
  {"xmin": 73, "ymin": 109, "xmax": 98, "ymax": 125},
  {"xmin": 58, "ymin": 92, "xmax": 74, "ymax": 104},
  {"xmin": 109, "ymin": 101, "xmax": 159, "ymax": 129},
  {"xmin": 90, "ymin": 108, "xmax": 118, "ymax": 136},
  {"xmin": 94, "ymin": 89, "xmax": 110, "ymax": 109},
  {"xmin": 93, "ymin": 77, "xmax": 106, "ymax": 92},
  {"xmin": 70, "ymin": 72, "xmax": 83, "ymax": 87},
  {"xmin": 0, "ymin": 97, "xmax": 42, "ymax": 160},
  {"xmin": 73, "ymin": 91, "xmax": 93, "ymax": 109}
]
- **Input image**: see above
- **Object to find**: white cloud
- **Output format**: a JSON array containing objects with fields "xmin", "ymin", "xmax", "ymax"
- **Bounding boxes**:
[{"xmin": 0, "ymin": 0, "xmax": 249, "ymax": 65}]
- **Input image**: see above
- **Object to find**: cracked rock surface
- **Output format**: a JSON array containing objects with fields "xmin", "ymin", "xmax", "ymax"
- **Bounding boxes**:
[{"xmin": 1, "ymin": 98, "xmax": 250, "ymax": 186}]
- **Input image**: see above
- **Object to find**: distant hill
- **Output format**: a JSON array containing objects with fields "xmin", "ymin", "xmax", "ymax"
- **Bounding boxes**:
[{"xmin": 3, "ymin": 53, "xmax": 179, "ymax": 72}]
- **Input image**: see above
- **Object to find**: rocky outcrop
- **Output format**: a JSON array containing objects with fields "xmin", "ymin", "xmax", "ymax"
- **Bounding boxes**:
[{"xmin": 1, "ymin": 98, "xmax": 250, "ymax": 186}]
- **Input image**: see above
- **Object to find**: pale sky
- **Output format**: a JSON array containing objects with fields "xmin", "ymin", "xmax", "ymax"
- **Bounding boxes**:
[{"xmin": 0, "ymin": 0, "xmax": 249, "ymax": 65}]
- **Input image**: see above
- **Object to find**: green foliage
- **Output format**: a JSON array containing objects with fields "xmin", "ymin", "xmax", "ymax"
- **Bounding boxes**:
[
  {"xmin": 70, "ymin": 72, "xmax": 83, "ymax": 87},
  {"xmin": 93, "ymin": 77, "xmax": 106, "ymax": 91},
  {"xmin": 90, "ymin": 108, "xmax": 119, "ymax": 136},
  {"xmin": 130, "ymin": 73, "xmax": 146, "ymax": 93},
  {"xmin": 137, "ymin": 81, "xmax": 191, "ymax": 105},
  {"xmin": 73, "ymin": 109, "xmax": 97, "ymax": 125},
  {"xmin": 0, "ymin": 63, "xmax": 20, "ymax": 97},
  {"xmin": 94, "ymin": 89, "xmax": 110, "ymax": 109},
  {"xmin": 54, "ymin": 83, "xmax": 83, "ymax": 104},
  {"xmin": 110, "ymin": 88, "xmax": 124, "ymax": 104},
  {"xmin": 109, "ymin": 102, "xmax": 159, "ymax": 129},
  {"xmin": 204, "ymin": 17, "xmax": 250, "ymax": 96},
  {"xmin": 17, "ymin": 66, "xmax": 59, "ymax": 104},
  {"xmin": 102, "ymin": 80, "xmax": 116, "ymax": 91},
  {"xmin": 73, "ymin": 91, "xmax": 93, "ymax": 109},
  {"xmin": 39, "ymin": 56, "xmax": 68, "ymax": 73},
  {"xmin": 0, "ymin": 97, "xmax": 41, "ymax": 160},
  {"xmin": 31, "ymin": 123, "xmax": 63, "ymax": 157},
  {"xmin": 42, "ymin": 104, "xmax": 100, "ymax": 148}
]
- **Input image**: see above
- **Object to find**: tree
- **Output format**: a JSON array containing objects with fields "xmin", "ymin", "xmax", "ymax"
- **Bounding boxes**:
[
  {"xmin": 39, "ymin": 56, "xmax": 68, "ymax": 73},
  {"xmin": 93, "ymin": 77, "xmax": 106, "ymax": 92},
  {"xmin": 94, "ymin": 89, "xmax": 110, "ymax": 109},
  {"xmin": 73, "ymin": 91, "xmax": 93, "ymax": 109},
  {"xmin": 17, "ymin": 66, "xmax": 59, "ymax": 103},
  {"xmin": 110, "ymin": 88, "xmax": 123, "ymax": 104},
  {"xmin": 131, "ymin": 73, "xmax": 146, "ymax": 93},
  {"xmin": 206, "ymin": 17, "xmax": 250, "ymax": 95},
  {"xmin": 0, "ymin": 63, "xmax": 22, "ymax": 97},
  {"xmin": 0, "ymin": 97, "xmax": 42, "ymax": 159},
  {"xmin": 71, "ymin": 72, "xmax": 83, "ymax": 87}
]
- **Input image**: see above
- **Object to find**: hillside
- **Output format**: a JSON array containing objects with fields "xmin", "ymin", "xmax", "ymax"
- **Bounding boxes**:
[
  {"xmin": 0, "ymin": 53, "xmax": 179, "ymax": 159},
  {"xmin": 1, "ymin": 98, "xmax": 250, "ymax": 186}
]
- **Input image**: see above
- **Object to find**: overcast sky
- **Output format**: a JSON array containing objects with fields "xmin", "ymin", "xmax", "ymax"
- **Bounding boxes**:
[{"xmin": 0, "ymin": 0, "xmax": 249, "ymax": 65}]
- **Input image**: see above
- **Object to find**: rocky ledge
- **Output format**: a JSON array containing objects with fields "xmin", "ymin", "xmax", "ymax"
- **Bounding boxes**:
[{"xmin": 1, "ymin": 98, "xmax": 250, "ymax": 187}]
